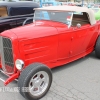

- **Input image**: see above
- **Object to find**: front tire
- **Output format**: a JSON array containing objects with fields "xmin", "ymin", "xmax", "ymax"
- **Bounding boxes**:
[
  {"xmin": 18, "ymin": 63, "xmax": 52, "ymax": 100},
  {"xmin": 95, "ymin": 36, "xmax": 100, "ymax": 58}
]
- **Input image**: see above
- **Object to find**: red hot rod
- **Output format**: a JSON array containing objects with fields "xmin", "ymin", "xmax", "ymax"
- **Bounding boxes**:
[{"xmin": 0, "ymin": 6, "xmax": 100, "ymax": 100}]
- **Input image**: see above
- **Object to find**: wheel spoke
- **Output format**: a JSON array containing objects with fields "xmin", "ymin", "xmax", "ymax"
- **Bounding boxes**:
[
  {"xmin": 30, "ymin": 86, "xmax": 35, "ymax": 93},
  {"xmin": 41, "ymin": 77, "xmax": 47, "ymax": 83},
  {"xmin": 30, "ymin": 79, "xmax": 35, "ymax": 84},
  {"xmin": 38, "ymin": 86, "xmax": 42, "ymax": 92},
  {"xmin": 37, "ymin": 73, "xmax": 41, "ymax": 79}
]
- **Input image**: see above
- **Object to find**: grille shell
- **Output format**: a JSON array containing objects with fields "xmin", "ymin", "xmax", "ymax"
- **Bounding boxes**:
[{"xmin": 0, "ymin": 37, "xmax": 14, "ymax": 74}]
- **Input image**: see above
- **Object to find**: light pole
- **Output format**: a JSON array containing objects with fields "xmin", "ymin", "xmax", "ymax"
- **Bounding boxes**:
[
  {"xmin": 40, "ymin": 0, "xmax": 42, "ymax": 7},
  {"xmin": 82, "ymin": 0, "xmax": 84, "ymax": 6}
]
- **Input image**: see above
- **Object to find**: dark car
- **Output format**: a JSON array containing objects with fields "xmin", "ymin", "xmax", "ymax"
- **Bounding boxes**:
[{"xmin": 0, "ymin": 2, "xmax": 39, "ymax": 32}]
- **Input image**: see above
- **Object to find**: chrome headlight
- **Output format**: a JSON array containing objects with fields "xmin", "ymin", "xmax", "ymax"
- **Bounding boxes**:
[{"xmin": 15, "ymin": 59, "xmax": 24, "ymax": 71}]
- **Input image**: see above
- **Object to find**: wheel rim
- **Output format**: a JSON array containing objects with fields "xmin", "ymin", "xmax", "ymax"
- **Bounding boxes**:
[{"xmin": 29, "ymin": 71, "xmax": 49, "ymax": 96}]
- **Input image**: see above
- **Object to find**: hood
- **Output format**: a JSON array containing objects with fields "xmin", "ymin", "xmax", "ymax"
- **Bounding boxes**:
[{"xmin": 8, "ymin": 20, "xmax": 67, "ymax": 40}]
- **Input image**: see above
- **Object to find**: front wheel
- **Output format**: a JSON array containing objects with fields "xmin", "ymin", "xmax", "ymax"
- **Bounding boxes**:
[{"xmin": 18, "ymin": 63, "xmax": 52, "ymax": 100}]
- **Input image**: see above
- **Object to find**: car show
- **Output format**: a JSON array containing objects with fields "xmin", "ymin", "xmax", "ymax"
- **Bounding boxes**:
[{"xmin": 0, "ymin": 0, "xmax": 100, "ymax": 100}]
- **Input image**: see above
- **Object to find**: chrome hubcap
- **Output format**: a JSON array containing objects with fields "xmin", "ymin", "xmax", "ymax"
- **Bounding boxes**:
[{"xmin": 29, "ymin": 71, "xmax": 49, "ymax": 96}]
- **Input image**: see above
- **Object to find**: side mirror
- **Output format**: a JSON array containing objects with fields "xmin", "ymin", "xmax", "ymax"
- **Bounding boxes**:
[{"xmin": 76, "ymin": 23, "xmax": 81, "ymax": 28}]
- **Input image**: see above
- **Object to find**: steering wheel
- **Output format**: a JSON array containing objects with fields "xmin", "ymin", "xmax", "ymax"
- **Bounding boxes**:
[{"xmin": 22, "ymin": 17, "xmax": 33, "ymax": 26}]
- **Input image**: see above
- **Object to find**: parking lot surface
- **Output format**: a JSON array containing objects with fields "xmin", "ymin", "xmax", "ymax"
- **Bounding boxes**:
[{"xmin": 0, "ymin": 51, "xmax": 100, "ymax": 100}]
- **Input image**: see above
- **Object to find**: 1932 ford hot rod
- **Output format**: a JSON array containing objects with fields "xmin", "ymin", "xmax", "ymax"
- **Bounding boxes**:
[{"xmin": 0, "ymin": 6, "xmax": 100, "ymax": 100}]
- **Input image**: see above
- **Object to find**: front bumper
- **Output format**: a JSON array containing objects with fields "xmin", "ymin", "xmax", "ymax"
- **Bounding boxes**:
[{"xmin": 0, "ymin": 69, "xmax": 19, "ymax": 85}]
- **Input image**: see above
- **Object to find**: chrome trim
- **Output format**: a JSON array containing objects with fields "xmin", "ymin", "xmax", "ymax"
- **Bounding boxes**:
[
  {"xmin": 0, "ymin": 69, "xmax": 10, "ymax": 77},
  {"xmin": 0, "ymin": 36, "xmax": 14, "ymax": 74},
  {"xmin": 0, "ymin": 78, "xmax": 5, "ymax": 82},
  {"xmin": 0, "ymin": 36, "xmax": 5, "ymax": 72}
]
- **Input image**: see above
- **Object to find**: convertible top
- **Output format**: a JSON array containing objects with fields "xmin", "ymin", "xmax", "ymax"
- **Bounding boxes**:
[
  {"xmin": 35, "ymin": 6, "xmax": 96, "ymax": 25},
  {"xmin": 0, "ymin": 2, "xmax": 39, "ymax": 8}
]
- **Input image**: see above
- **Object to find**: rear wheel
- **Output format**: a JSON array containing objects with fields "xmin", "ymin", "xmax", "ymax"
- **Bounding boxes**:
[
  {"xmin": 18, "ymin": 63, "xmax": 52, "ymax": 100},
  {"xmin": 95, "ymin": 36, "xmax": 100, "ymax": 58}
]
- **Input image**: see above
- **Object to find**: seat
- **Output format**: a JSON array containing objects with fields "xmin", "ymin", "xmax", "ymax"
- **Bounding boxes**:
[{"xmin": 72, "ymin": 13, "xmax": 90, "ymax": 26}]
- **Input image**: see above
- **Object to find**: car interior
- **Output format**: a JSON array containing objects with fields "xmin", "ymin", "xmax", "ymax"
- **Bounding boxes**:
[
  {"xmin": 72, "ymin": 12, "xmax": 90, "ymax": 27},
  {"xmin": 0, "ymin": 6, "xmax": 8, "ymax": 17}
]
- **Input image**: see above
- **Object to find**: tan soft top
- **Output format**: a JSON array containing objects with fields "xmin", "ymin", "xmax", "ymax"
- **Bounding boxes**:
[{"xmin": 35, "ymin": 6, "xmax": 96, "ymax": 25}]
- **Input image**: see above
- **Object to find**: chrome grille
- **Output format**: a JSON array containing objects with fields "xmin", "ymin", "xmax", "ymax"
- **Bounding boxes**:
[
  {"xmin": 3, "ymin": 38, "xmax": 14, "ymax": 67},
  {"xmin": 0, "ymin": 37, "xmax": 14, "ymax": 73}
]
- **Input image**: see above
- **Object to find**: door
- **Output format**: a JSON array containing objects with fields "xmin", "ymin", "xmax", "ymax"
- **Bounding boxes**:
[
  {"xmin": 70, "ymin": 24, "xmax": 91, "ymax": 57},
  {"xmin": 57, "ymin": 27, "xmax": 72, "ymax": 64},
  {"xmin": 69, "ymin": 12, "xmax": 97, "ymax": 58}
]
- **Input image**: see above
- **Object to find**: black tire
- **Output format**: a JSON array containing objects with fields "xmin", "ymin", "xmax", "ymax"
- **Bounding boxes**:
[
  {"xmin": 18, "ymin": 63, "xmax": 52, "ymax": 100},
  {"xmin": 95, "ymin": 36, "xmax": 100, "ymax": 58}
]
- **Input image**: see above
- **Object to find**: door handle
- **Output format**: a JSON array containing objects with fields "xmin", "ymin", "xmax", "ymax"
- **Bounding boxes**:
[{"xmin": 71, "ymin": 37, "xmax": 74, "ymax": 40}]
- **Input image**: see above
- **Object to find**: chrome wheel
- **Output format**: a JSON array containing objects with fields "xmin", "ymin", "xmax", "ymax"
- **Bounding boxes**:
[
  {"xmin": 18, "ymin": 63, "xmax": 52, "ymax": 100},
  {"xmin": 29, "ymin": 71, "xmax": 49, "ymax": 96}
]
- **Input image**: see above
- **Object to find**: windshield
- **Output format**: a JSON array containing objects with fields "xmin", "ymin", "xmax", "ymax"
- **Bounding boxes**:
[{"xmin": 34, "ymin": 10, "xmax": 73, "ymax": 25}]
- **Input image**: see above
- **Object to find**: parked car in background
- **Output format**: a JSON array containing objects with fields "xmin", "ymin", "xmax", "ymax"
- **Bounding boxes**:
[
  {"xmin": 42, "ymin": 1, "xmax": 61, "ymax": 7},
  {"xmin": 0, "ymin": 6, "xmax": 100, "ymax": 100},
  {"xmin": 87, "ymin": 3, "xmax": 94, "ymax": 8},
  {"xmin": 0, "ymin": 2, "xmax": 39, "ymax": 32},
  {"xmin": 93, "ymin": 4, "xmax": 100, "ymax": 8}
]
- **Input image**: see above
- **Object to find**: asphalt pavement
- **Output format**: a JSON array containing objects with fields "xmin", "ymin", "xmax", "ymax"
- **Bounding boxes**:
[{"xmin": 0, "ymin": 51, "xmax": 100, "ymax": 100}]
